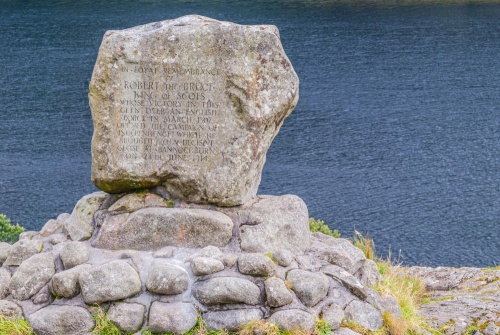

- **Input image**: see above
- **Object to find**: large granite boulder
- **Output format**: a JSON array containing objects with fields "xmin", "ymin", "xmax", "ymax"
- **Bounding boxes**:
[
  {"xmin": 89, "ymin": 15, "xmax": 299, "ymax": 206},
  {"xmin": 29, "ymin": 305, "xmax": 95, "ymax": 335}
]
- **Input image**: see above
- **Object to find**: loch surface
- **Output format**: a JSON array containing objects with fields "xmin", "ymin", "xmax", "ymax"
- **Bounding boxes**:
[{"xmin": 1, "ymin": 0, "xmax": 499, "ymax": 267}]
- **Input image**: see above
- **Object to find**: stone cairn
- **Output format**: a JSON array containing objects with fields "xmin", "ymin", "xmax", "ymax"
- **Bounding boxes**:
[{"xmin": 0, "ymin": 16, "xmax": 399, "ymax": 335}]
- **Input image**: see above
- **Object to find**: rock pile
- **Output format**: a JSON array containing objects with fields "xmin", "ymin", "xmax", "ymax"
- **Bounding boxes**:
[
  {"xmin": 0, "ymin": 15, "xmax": 400, "ymax": 334},
  {"xmin": 0, "ymin": 191, "xmax": 399, "ymax": 334}
]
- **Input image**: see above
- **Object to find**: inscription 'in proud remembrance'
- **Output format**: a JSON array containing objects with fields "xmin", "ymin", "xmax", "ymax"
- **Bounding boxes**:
[{"xmin": 116, "ymin": 64, "xmax": 225, "ymax": 163}]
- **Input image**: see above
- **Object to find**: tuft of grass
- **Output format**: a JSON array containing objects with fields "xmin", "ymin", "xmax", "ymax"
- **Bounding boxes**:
[
  {"xmin": 348, "ymin": 232, "xmax": 438, "ymax": 335},
  {"xmin": 314, "ymin": 318, "xmax": 332, "ymax": 335},
  {"xmin": 240, "ymin": 319, "xmax": 281, "ymax": 335},
  {"xmin": 0, "ymin": 214, "xmax": 24, "ymax": 243},
  {"xmin": 91, "ymin": 307, "xmax": 123, "ymax": 335},
  {"xmin": 352, "ymin": 231, "xmax": 375, "ymax": 261},
  {"xmin": 309, "ymin": 218, "xmax": 340, "ymax": 238},
  {"xmin": 0, "ymin": 316, "xmax": 34, "ymax": 335}
]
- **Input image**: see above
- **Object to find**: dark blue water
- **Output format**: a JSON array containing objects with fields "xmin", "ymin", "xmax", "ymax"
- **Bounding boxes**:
[{"xmin": 1, "ymin": 0, "xmax": 499, "ymax": 267}]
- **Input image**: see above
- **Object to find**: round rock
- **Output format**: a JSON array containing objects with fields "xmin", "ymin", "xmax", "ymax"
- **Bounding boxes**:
[
  {"xmin": 269, "ymin": 309, "xmax": 316, "ymax": 332},
  {"xmin": 238, "ymin": 253, "xmax": 276, "ymax": 277},
  {"xmin": 108, "ymin": 302, "xmax": 146, "ymax": 333},
  {"xmin": 265, "ymin": 277, "xmax": 293, "ymax": 307},
  {"xmin": 146, "ymin": 259, "xmax": 189, "ymax": 295},
  {"xmin": 3, "ymin": 239, "xmax": 43, "ymax": 266},
  {"xmin": 29, "ymin": 305, "xmax": 94, "ymax": 335},
  {"xmin": 204, "ymin": 309, "xmax": 263, "ymax": 331},
  {"xmin": 287, "ymin": 269, "xmax": 330, "ymax": 307},
  {"xmin": 79, "ymin": 260, "xmax": 142, "ymax": 304},
  {"xmin": 190, "ymin": 257, "xmax": 225, "ymax": 276},
  {"xmin": 344, "ymin": 300, "xmax": 383, "ymax": 331},
  {"xmin": 148, "ymin": 301, "xmax": 197, "ymax": 334},
  {"xmin": 60, "ymin": 242, "xmax": 90, "ymax": 269}
]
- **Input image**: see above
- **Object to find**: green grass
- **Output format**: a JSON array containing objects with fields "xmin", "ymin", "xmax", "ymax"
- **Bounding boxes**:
[
  {"xmin": 0, "ymin": 316, "xmax": 34, "ymax": 335},
  {"xmin": 91, "ymin": 308, "xmax": 125, "ymax": 335}
]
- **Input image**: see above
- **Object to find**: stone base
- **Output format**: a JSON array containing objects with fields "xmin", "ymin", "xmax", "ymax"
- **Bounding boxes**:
[
  {"xmin": 89, "ymin": 190, "xmax": 311, "ymax": 254},
  {"xmin": 0, "ymin": 191, "xmax": 399, "ymax": 335}
]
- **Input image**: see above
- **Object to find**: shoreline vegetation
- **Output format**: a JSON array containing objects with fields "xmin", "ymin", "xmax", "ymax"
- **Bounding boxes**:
[{"xmin": 0, "ymin": 215, "xmax": 497, "ymax": 334}]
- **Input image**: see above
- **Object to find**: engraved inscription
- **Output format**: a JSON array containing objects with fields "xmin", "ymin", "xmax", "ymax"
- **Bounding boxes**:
[{"xmin": 115, "ymin": 64, "xmax": 224, "ymax": 164}]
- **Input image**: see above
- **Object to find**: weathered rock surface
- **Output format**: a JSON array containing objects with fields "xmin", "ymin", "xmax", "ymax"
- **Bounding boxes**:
[
  {"xmin": 204, "ymin": 309, "xmax": 263, "ymax": 331},
  {"xmin": 0, "ymin": 300, "xmax": 23, "ymax": 318},
  {"xmin": 238, "ymin": 253, "xmax": 276, "ymax": 277},
  {"xmin": 0, "ymin": 242, "xmax": 11, "ymax": 264},
  {"xmin": 63, "ymin": 192, "xmax": 106, "ymax": 241},
  {"xmin": 148, "ymin": 302, "xmax": 197, "ymax": 334},
  {"xmin": 287, "ymin": 269, "xmax": 329, "ymax": 307},
  {"xmin": 93, "ymin": 208, "xmax": 233, "ymax": 249},
  {"xmin": 29, "ymin": 305, "xmax": 95, "ymax": 335},
  {"xmin": 345, "ymin": 300, "xmax": 383, "ymax": 331},
  {"xmin": 193, "ymin": 277, "xmax": 261, "ymax": 305},
  {"xmin": 238, "ymin": 195, "xmax": 310, "ymax": 253},
  {"xmin": 108, "ymin": 302, "xmax": 146, "ymax": 333},
  {"xmin": 322, "ymin": 303, "xmax": 345, "ymax": 330},
  {"xmin": 3, "ymin": 239, "xmax": 43, "ymax": 266},
  {"xmin": 405, "ymin": 266, "xmax": 500, "ymax": 335},
  {"xmin": 265, "ymin": 277, "xmax": 293, "ymax": 307},
  {"xmin": 39, "ymin": 219, "xmax": 61, "ymax": 237},
  {"xmin": 0, "ymin": 268, "xmax": 11, "ymax": 298},
  {"xmin": 60, "ymin": 242, "xmax": 90, "ymax": 269},
  {"xmin": 333, "ymin": 328, "xmax": 362, "ymax": 335},
  {"xmin": 146, "ymin": 259, "xmax": 189, "ymax": 295},
  {"xmin": 272, "ymin": 249, "xmax": 294, "ymax": 267},
  {"xmin": 190, "ymin": 256, "xmax": 225, "ymax": 276},
  {"xmin": 322, "ymin": 264, "xmax": 367, "ymax": 299},
  {"xmin": 108, "ymin": 192, "xmax": 172, "ymax": 212},
  {"xmin": 311, "ymin": 234, "xmax": 366, "ymax": 274},
  {"xmin": 9, "ymin": 253, "xmax": 55, "ymax": 300},
  {"xmin": 90, "ymin": 15, "xmax": 299, "ymax": 206},
  {"xmin": 269, "ymin": 309, "xmax": 316, "ymax": 332},
  {"xmin": 50, "ymin": 264, "xmax": 91, "ymax": 299},
  {"xmin": 355, "ymin": 259, "xmax": 382, "ymax": 288},
  {"xmin": 79, "ymin": 260, "xmax": 141, "ymax": 304}
]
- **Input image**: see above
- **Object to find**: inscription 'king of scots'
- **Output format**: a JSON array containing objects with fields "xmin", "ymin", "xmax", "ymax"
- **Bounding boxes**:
[{"xmin": 89, "ymin": 15, "xmax": 299, "ymax": 206}]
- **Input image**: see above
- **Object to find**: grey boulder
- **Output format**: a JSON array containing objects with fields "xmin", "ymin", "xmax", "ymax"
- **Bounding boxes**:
[
  {"xmin": 59, "ymin": 242, "xmax": 90, "ymax": 269},
  {"xmin": 93, "ymin": 208, "xmax": 233, "ymax": 250},
  {"xmin": 79, "ymin": 260, "xmax": 141, "ymax": 304},
  {"xmin": 9, "ymin": 253, "xmax": 55, "ymax": 300},
  {"xmin": 0, "ymin": 268, "xmax": 11, "ymax": 298},
  {"xmin": 29, "ymin": 305, "xmax": 95, "ymax": 335},
  {"xmin": 344, "ymin": 300, "xmax": 383, "ymax": 331},
  {"xmin": 146, "ymin": 259, "xmax": 189, "ymax": 295},
  {"xmin": 63, "ymin": 192, "xmax": 107, "ymax": 241},
  {"xmin": 322, "ymin": 264, "xmax": 367, "ymax": 299},
  {"xmin": 287, "ymin": 269, "xmax": 330, "ymax": 307},
  {"xmin": 148, "ymin": 301, "xmax": 197, "ymax": 334},
  {"xmin": 312, "ymin": 234, "xmax": 366, "ymax": 274},
  {"xmin": 0, "ymin": 242, "xmax": 11, "ymax": 264},
  {"xmin": 90, "ymin": 15, "xmax": 299, "ymax": 207},
  {"xmin": 269, "ymin": 309, "xmax": 316, "ymax": 332},
  {"xmin": 108, "ymin": 302, "xmax": 146, "ymax": 333},
  {"xmin": 238, "ymin": 253, "xmax": 276, "ymax": 277},
  {"xmin": 190, "ymin": 257, "xmax": 225, "ymax": 276},
  {"xmin": 50, "ymin": 264, "xmax": 91, "ymax": 299},
  {"xmin": 265, "ymin": 277, "xmax": 293, "ymax": 307},
  {"xmin": 238, "ymin": 195, "xmax": 310, "ymax": 254},
  {"xmin": 193, "ymin": 277, "xmax": 261, "ymax": 305},
  {"xmin": 204, "ymin": 309, "xmax": 263, "ymax": 331},
  {"xmin": 3, "ymin": 239, "xmax": 43, "ymax": 266},
  {"xmin": 0, "ymin": 300, "xmax": 23, "ymax": 318}
]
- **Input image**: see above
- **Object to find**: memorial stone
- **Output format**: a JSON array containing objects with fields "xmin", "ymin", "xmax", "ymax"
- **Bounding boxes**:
[{"xmin": 90, "ymin": 15, "xmax": 299, "ymax": 206}]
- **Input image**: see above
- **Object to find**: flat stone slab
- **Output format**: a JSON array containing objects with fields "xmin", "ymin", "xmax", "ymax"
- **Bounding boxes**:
[
  {"xmin": 89, "ymin": 15, "xmax": 299, "ymax": 206},
  {"xmin": 93, "ymin": 207, "xmax": 233, "ymax": 249}
]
